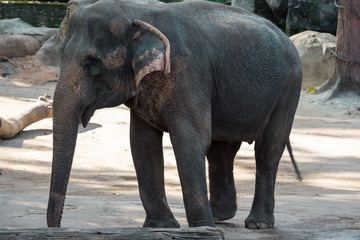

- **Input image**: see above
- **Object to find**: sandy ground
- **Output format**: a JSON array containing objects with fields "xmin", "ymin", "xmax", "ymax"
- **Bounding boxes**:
[{"xmin": 1, "ymin": 76, "xmax": 360, "ymax": 239}]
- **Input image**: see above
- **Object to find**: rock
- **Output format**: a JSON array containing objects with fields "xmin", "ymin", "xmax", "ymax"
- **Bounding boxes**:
[
  {"xmin": 0, "ymin": 18, "xmax": 58, "ymax": 42},
  {"xmin": 36, "ymin": 33, "xmax": 64, "ymax": 67},
  {"xmin": 0, "ymin": 58, "xmax": 17, "ymax": 78},
  {"xmin": 286, "ymin": 0, "xmax": 337, "ymax": 34},
  {"xmin": 0, "ymin": 34, "xmax": 41, "ymax": 58},
  {"xmin": 290, "ymin": 30, "xmax": 336, "ymax": 89}
]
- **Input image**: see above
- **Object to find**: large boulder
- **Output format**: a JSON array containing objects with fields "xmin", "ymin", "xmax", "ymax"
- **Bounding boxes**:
[
  {"xmin": 0, "ymin": 18, "xmax": 58, "ymax": 43},
  {"xmin": 0, "ymin": 18, "xmax": 59, "ymax": 80},
  {"xmin": 290, "ymin": 31, "xmax": 336, "ymax": 89},
  {"xmin": 36, "ymin": 33, "xmax": 63, "ymax": 67},
  {"xmin": 0, "ymin": 34, "xmax": 41, "ymax": 59},
  {"xmin": 286, "ymin": 0, "xmax": 337, "ymax": 34}
]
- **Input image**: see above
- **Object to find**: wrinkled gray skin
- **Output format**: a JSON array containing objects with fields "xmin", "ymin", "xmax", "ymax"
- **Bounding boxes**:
[{"xmin": 47, "ymin": 0, "xmax": 302, "ymax": 229}]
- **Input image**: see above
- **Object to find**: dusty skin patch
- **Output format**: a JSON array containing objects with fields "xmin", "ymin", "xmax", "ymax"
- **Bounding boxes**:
[{"xmin": 0, "ymin": 77, "xmax": 360, "ymax": 239}]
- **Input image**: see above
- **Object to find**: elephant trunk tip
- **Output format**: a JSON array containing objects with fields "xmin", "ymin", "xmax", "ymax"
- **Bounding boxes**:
[{"xmin": 47, "ymin": 191, "xmax": 66, "ymax": 228}]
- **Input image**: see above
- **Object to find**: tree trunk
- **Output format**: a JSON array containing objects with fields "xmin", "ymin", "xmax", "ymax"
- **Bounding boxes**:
[
  {"xmin": 318, "ymin": 0, "xmax": 360, "ymax": 96},
  {"xmin": 336, "ymin": 0, "xmax": 360, "ymax": 94},
  {"xmin": 0, "ymin": 95, "xmax": 52, "ymax": 139},
  {"xmin": 0, "ymin": 227, "xmax": 224, "ymax": 240}
]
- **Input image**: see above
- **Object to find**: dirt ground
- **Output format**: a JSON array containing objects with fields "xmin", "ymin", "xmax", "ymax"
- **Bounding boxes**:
[{"xmin": 1, "ymin": 75, "xmax": 360, "ymax": 240}]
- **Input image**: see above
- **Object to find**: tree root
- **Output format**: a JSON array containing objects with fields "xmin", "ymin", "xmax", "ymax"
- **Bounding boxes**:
[{"xmin": 313, "ymin": 72, "xmax": 343, "ymax": 100}]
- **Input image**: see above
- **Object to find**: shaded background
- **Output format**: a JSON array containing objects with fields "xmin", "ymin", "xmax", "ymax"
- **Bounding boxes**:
[{"xmin": 0, "ymin": 0, "xmax": 226, "ymax": 28}]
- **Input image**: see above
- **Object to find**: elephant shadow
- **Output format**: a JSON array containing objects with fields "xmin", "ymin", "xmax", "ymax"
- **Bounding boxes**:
[
  {"xmin": 78, "ymin": 123, "xmax": 102, "ymax": 133},
  {"xmin": 0, "ymin": 123, "xmax": 102, "ymax": 149}
]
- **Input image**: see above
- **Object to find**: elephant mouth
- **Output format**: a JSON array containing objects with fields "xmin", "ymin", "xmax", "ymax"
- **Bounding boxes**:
[{"xmin": 81, "ymin": 105, "xmax": 96, "ymax": 128}]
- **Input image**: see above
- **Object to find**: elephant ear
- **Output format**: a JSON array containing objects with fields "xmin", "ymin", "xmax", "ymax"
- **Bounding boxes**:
[{"xmin": 132, "ymin": 20, "xmax": 171, "ymax": 87}]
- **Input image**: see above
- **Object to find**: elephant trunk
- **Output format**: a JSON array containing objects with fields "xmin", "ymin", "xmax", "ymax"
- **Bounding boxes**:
[{"xmin": 47, "ymin": 84, "xmax": 82, "ymax": 227}]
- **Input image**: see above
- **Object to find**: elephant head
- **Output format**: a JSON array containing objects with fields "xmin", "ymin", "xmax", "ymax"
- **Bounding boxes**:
[{"xmin": 47, "ymin": 3, "xmax": 170, "ymax": 227}]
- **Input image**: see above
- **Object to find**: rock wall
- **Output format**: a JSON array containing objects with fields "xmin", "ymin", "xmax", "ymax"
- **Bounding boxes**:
[{"xmin": 0, "ymin": 2, "xmax": 67, "ymax": 28}]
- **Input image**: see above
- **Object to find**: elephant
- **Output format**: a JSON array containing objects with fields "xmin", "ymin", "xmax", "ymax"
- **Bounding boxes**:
[{"xmin": 47, "ymin": 0, "xmax": 302, "ymax": 229}]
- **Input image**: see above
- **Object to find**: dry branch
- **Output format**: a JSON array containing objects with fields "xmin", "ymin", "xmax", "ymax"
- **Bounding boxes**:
[{"xmin": 0, "ymin": 95, "xmax": 52, "ymax": 139}]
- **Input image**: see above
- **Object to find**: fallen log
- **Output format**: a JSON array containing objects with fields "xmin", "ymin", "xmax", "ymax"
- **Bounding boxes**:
[
  {"xmin": 0, "ymin": 227, "xmax": 224, "ymax": 240},
  {"xmin": 0, "ymin": 95, "xmax": 52, "ymax": 139}
]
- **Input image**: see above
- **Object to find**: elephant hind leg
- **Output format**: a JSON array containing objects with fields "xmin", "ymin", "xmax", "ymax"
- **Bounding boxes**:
[
  {"xmin": 246, "ymin": 92, "xmax": 298, "ymax": 229},
  {"xmin": 207, "ymin": 140, "xmax": 241, "ymax": 222}
]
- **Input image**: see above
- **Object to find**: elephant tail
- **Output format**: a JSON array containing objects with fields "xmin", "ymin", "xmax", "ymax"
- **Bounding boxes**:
[{"xmin": 286, "ymin": 139, "xmax": 302, "ymax": 181}]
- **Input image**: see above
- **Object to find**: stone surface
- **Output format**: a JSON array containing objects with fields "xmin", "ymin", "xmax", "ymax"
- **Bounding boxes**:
[
  {"xmin": 0, "ymin": 59, "xmax": 17, "ymax": 78},
  {"xmin": 36, "ymin": 33, "xmax": 63, "ymax": 67},
  {"xmin": 0, "ymin": 18, "xmax": 58, "ymax": 42},
  {"xmin": 0, "ymin": 34, "xmax": 41, "ymax": 59},
  {"xmin": 290, "ymin": 30, "xmax": 336, "ymax": 89}
]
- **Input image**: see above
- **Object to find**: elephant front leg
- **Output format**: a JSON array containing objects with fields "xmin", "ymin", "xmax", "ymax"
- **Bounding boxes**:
[
  {"xmin": 130, "ymin": 111, "xmax": 179, "ymax": 228},
  {"xmin": 168, "ymin": 115, "xmax": 215, "ymax": 227},
  {"xmin": 207, "ymin": 140, "xmax": 241, "ymax": 222}
]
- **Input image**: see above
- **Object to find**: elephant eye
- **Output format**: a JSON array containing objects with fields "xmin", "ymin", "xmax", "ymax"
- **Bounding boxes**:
[{"xmin": 82, "ymin": 56, "xmax": 103, "ymax": 76}]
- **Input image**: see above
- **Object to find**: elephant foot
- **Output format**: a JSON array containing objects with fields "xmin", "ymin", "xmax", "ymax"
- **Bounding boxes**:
[
  {"xmin": 143, "ymin": 216, "xmax": 180, "ymax": 228},
  {"xmin": 245, "ymin": 212, "xmax": 274, "ymax": 229},
  {"xmin": 211, "ymin": 202, "xmax": 236, "ymax": 222}
]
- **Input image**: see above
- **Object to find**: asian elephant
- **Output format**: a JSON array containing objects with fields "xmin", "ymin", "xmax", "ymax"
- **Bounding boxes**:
[{"xmin": 47, "ymin": 0, "xmax": 302, "ymax": 229}]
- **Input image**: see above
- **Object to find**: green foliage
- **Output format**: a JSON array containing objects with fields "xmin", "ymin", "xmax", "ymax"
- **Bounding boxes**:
[{"xmin": 308, "ymin": 0, "xmax": 320, "ymax": 13}]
